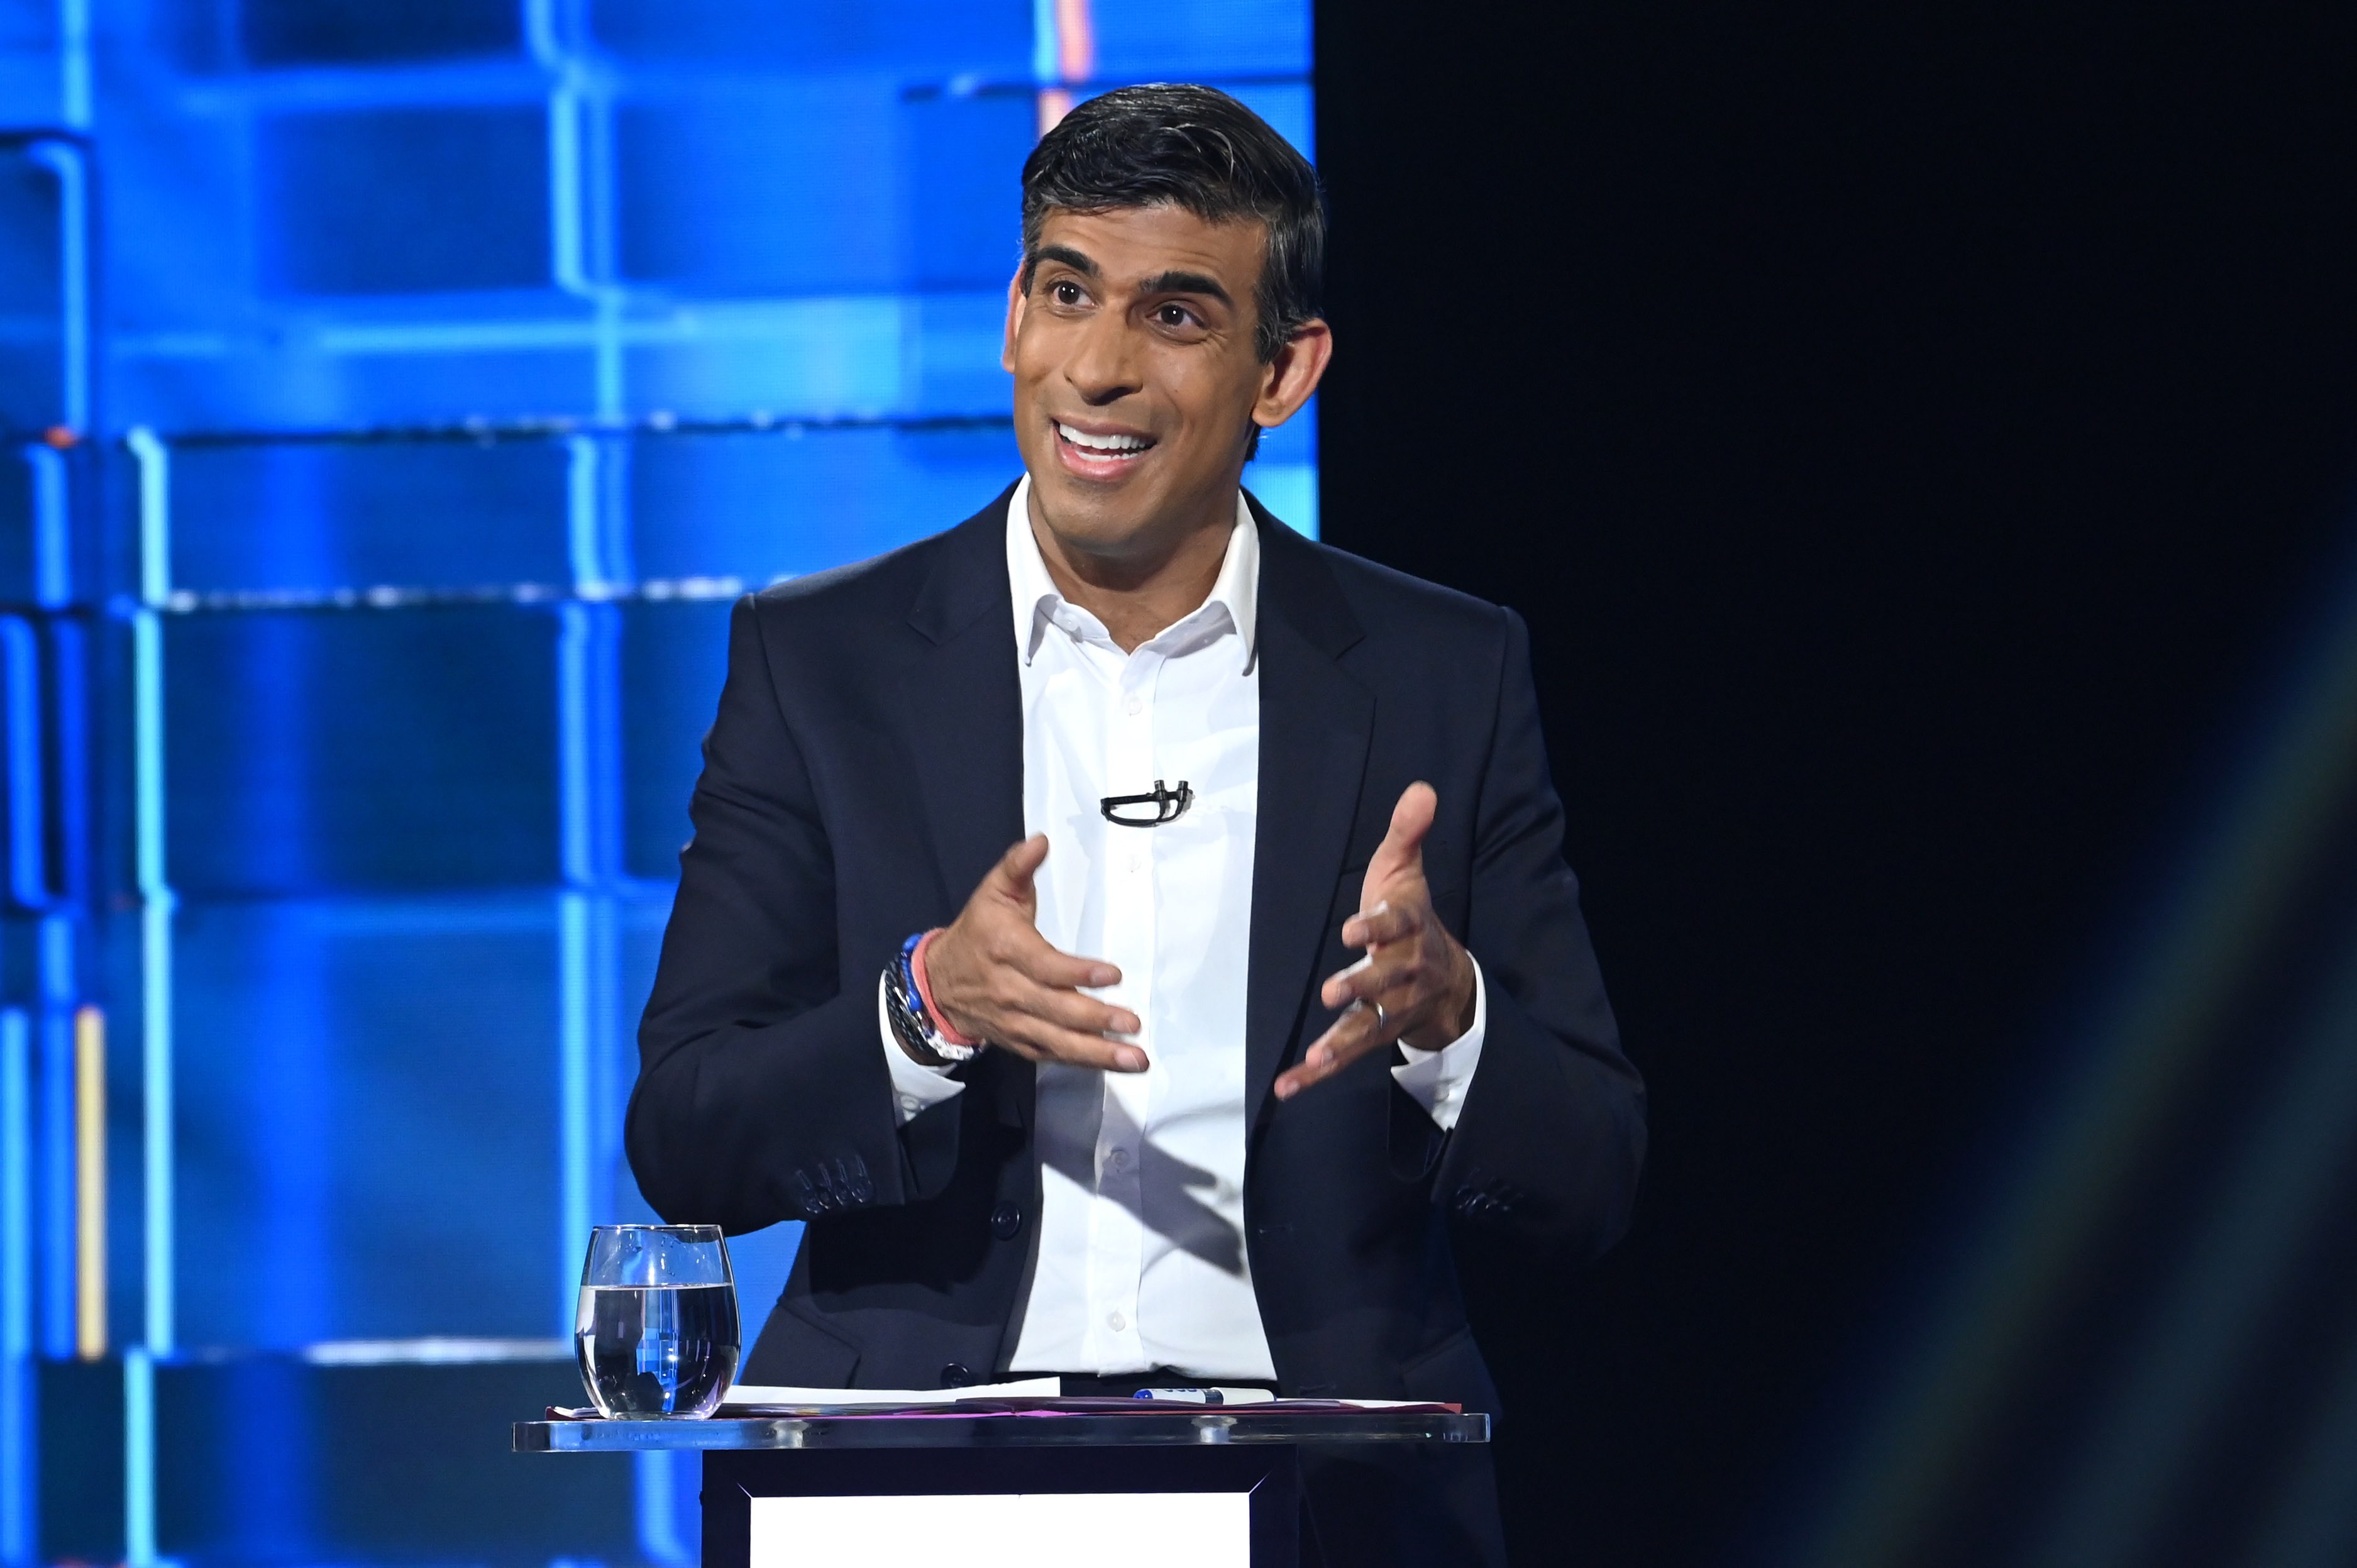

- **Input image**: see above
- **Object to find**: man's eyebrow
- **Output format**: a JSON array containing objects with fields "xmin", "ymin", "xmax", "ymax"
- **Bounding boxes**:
[
  {"xmin": 1030, "ymin": 243, "xmax": 1101, "ymax": 279},
  {"xmin": 1140, "ymin": 270, "xmax": 1234, "ymax": 306}
]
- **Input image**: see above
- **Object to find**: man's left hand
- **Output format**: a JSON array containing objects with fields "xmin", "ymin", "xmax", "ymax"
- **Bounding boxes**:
[{"xmin": 1274, "ymin": 781, "xmax": 1477, "ymax": 1100}]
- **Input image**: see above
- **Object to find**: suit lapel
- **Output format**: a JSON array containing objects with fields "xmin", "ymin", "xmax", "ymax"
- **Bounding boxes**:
[
  {"xmin": 1244, "ymin": 501, "xmax": 1372, "ymax": 1127},
  {"xmin": 895, "ymin": 489, "xmax": 1027, "ymax": 915},
  {"xmin": 894, "ymin": 487, "xmax": 1034, "ymax": 1129}
]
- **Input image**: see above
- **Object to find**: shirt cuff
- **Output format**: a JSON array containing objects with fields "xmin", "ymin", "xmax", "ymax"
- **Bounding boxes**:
[
  {"xmin": 1391, "ymin": 956, "xmax": 1487, "ymax": 1132},
  {"xmin": 878, "ymin": 971, "xmax": 968, "ymax": 1127}
]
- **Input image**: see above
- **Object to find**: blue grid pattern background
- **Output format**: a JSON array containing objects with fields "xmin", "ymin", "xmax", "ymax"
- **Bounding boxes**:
[{"xmin": 0, "ymin": 1, "xmax": 1313, "ymax": 1560}]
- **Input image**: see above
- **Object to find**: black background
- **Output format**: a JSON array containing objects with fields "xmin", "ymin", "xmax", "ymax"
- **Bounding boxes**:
[{"xmin": 1314, "ymin": 6, "xmax": 2357, "ymax": 1563}]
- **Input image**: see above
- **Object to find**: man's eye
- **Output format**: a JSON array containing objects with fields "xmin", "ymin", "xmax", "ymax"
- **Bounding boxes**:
[
  {"xmin": 1053, "ymin": 281, "xmax": 1084, "ymax": 305},
  {"xmin": 1157, "ymin": 304, "xmax": 1196, "ymax": 328}
]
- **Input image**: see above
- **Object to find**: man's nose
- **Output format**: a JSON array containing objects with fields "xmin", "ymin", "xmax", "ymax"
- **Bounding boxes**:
[{"xmin": 1064, "ymin": 310, "xmax": 1144, "ymax": 405}]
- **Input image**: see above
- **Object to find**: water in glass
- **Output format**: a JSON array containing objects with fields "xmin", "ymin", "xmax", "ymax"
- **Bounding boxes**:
[{"xmin": 575, "ymin": 1224, "xmax": 741, "ymax": 1418}]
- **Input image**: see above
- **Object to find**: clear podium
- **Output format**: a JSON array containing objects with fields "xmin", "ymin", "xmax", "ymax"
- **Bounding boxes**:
[{"xmin": 515, "ymin": 1403, "xmax": 1489, "ymax": 1567}]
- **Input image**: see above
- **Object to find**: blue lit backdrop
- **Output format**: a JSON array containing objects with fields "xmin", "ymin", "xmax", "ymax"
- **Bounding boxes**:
[{"xmin": 0, "ymin": 1, "xmax": 1313, "ymax": 1561}]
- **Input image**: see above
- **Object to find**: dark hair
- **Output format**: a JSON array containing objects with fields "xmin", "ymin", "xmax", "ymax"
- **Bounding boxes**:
[{"xmin": 1020, "ymin": 84, "xmax": 1325, "ymax": 363}]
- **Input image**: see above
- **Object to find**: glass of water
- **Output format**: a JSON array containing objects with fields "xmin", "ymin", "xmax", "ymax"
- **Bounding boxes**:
[{"xmin": 575, "ymin": 1223, "xmax": 741, "ymax": 1419}]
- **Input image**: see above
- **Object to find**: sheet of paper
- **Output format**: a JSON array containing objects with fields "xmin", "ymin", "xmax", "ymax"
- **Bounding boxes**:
[
  {"xmin": 722, "ymin": 1375, "xmax": 1063, "ymax": 1406},
  {"xmin": 721, "ymin": 1378, "xmax": 1445, "ymax": 1410}
]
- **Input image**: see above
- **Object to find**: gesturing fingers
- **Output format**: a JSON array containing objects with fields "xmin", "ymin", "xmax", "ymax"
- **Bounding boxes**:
[
  {"xmin": 1318, "ymin": 946, "xmax": 1399, "ymax": 1018},
  {"xmin": 946, "ymin": 970, "xmax": 1145, "ymax": 1073},
  {"xmin": 952, "ymin": 933, "xmax": 1143, "ymax": 1071},
  {"xmin": 1018, "ymin": 981, "xmax": 1140, "ymax": 1042},
  {"xmin": 1274, "ymin": 995, "xmax": 1398, "ymax": 1100},
  {"xmin": 926, "ymin": 836, "xmax": 1143, "ymax": 1071},
  {"xmin": 1278, "ymin": 785, "xmax": 1476, "ymax": 1100},
  {"xmin": 1015, "ymin": 934, "xmax": 1118, "ymax": 993},
  {"xmin": 995, "ymin": 1021, "xmax": 1149, "ymax": 1074},
  {"xmin": 1362, "ymin": 781, "xmax": 1438, "ymax": 912},
  {"xmin": 1335, "ymin": 898, "xmax": 1423, "ymax": 972}
]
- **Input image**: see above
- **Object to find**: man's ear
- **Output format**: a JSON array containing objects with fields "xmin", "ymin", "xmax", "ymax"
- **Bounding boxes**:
[
  {"xmin": 1252, "ymin": 318, "xmax": 1335, "ymax": 433},
  {"xmin": 1001, "ymin": 268, "xmax": 1027, "ymax": 373}
]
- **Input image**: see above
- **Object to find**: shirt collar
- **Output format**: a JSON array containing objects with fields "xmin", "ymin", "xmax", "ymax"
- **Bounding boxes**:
[{"xmin": 1005, "ymin": 472, "xmax": 1261, "ymax": 668}]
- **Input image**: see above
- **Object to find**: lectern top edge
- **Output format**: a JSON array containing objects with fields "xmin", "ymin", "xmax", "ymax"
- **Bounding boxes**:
[{"xmin": 515, "ymin": 1409, "xmax": 1491, "ymax": 1452}]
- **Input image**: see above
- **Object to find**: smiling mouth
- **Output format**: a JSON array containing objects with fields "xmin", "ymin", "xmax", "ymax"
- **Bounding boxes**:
[{"xmin": 1056, "ymin": 421, "xmax": 1156, "ymax": 461}]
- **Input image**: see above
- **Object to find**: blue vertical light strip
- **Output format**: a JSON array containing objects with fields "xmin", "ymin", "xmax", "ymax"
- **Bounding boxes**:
[
  {"xmin": 563, "ymin": 430, "xmax": 675, "ymax": 1553},
  {"xmin": 48, "ymin": 625, "xmax": 87, "ymax": 891},
  {"xmin": 1, "ymin": 1010, "xmax": 31, "ymax": 1566},
  {"xmin": 22, "ymin": 118, "xmax": 87, "ymax": 1445},
  {"xmin": 123, "ymin": 1347, "xmax": 154, "ymax": 1565},
  {"xmin": 0, "ymin": 619, "xmax": 47, "ymax": 908},
  {"xmin": 35, "ymin": 1001, "xmax": 70, "ymax": 1359},
  {"xmin": 566, "ymin": 435, "xmax": 609, "ymax": 603},
  {"xmin": 555, "ymin": 875, "xmax": 591, "ymax": 1334},
  {"xmin": 25, "ymin": 446, "xmax": 69, "ymax": 610},
  {"xmin": 547, "ymin": 0, "xmax": 597, "ymax": 1316},
  {"xmin": 533, "ymin": 0, "xmax": 626, "ymax": 419},
  {"xmin": 25, "ymin": 101, "xmax": 87, "ymax": 1401},
  {"xmin": 124, "ymin": 428, "xmax": 172, "ymax": 1567},
  {"xmin": 556, "ymin": 606, "xmax": 595, "ymax": 885},
  {"xmin": 36, "ymin": 922, "xmax": 74, "ymax": 1361},
  {"xmin": 41, "ymin": 592, "xmax": 87, "ymax": 1368},
  {"xmin": 634, "ymin": 1450, "xmax": 692, "ymax": 1567},
  {"xmin": 126, "ymin": 429, "xmax": 172, "ymax": 1354},
  {"xmin": 561, "ymin": 431, "xmax": 630, "ymax": 1303},
  {"xmin": 55, "ymin": 0, "xmax": 91, "ymax": 132},
  {"xmin": 595, "ymin": 437, "xmax": 636, "ymax": 589},
  {"xmin": 582, "ymin": 82, "xmax": 623, "ymax": 421},
  {"xmin": 558, "ymin": 433, "xmax": 605, "ymax": 1332},
  {"xmin": 26, "ymin": 141, "xmax": 88, "ymax": 436}
]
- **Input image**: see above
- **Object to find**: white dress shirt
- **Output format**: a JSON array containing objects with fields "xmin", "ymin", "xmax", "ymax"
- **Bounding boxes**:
[{"xmin": 878, "ymin": 476, "xmax": 1486, "ymax": 1379}]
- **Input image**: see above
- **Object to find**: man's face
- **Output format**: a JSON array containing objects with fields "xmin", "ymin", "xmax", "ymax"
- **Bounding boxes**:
[{"xmin": 1002, "ymin": 203, "xmax": 1327, "ymax": 560}]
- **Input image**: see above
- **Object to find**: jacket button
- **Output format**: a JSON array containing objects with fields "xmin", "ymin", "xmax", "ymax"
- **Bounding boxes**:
[
  {"xmin": 990, "ymin": 1202, "xmax": 1022, "ymax": 1240},
  {"xmin": 941, "ymin": 1362, "xmax": 973, "ymax": 1388}
]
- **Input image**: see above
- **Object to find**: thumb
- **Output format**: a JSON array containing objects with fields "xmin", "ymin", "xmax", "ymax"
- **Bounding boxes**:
[
  {"xmin": 991, "ymin": 834, "xmax": 1050, "ymax": 907},
  {"xmin": 1363, "ymin": 783, "xmax": 1437, "ymax": 905}
]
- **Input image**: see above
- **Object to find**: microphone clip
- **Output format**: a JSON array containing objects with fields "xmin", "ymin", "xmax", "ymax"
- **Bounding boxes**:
[{"xmin": 1101, "ymin": 779, "xmax": 1194, "ymax": 828}]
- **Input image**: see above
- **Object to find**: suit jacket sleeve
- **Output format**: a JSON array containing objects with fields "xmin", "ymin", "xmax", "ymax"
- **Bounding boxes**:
[
  {"xmin": 1435, "ymin": 607, "xmax": 1647, "ymax": 1260},
  {"xmin": 626, "ymin": 595, "xmax": 946, "ymax": 1234}
]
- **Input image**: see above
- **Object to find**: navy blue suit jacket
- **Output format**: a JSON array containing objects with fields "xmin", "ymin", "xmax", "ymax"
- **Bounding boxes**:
[{"xmin": 627, "ymin": 484, "xmax": 1645, "ymax": 1408}]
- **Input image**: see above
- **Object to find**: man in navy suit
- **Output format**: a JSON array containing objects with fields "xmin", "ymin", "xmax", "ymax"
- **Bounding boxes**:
[{"xmin": 628, "ymin": 84, "xmax": 1645, "ymax": 1565}]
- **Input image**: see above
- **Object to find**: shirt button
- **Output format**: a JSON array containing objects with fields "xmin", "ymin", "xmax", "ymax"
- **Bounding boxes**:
[
  {"xmin": 1125, "ymin": 695, "xmax": 1143, "ymax": 715},
  {"xmin": 1107, "ymin": 1311, "xmax": 1127, "ymax": 1333},
  {"xmin": 1107, "ymin": 1147, "xmax": 1130, "ymax": 1172},
  {"xmin": 1129, "ymin": 853, "xmax": 1144, "ymax": 874}
]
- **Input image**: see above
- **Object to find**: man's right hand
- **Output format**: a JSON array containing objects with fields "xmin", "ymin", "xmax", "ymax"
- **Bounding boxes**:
[{"xmin": 919, "ymin": 835, "xmax": 1147, "ymax": 1072}]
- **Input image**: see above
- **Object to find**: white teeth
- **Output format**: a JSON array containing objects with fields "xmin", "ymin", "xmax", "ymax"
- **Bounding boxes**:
[{"xmin": 1058, "ymin": 422, "xmax": 1151, "ymax": 453}]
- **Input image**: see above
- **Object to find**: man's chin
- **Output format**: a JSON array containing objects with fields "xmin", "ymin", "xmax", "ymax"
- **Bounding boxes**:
[{"xmin": 1029, "ymin": 477, "xmax": 1167, "ymax": 553}]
